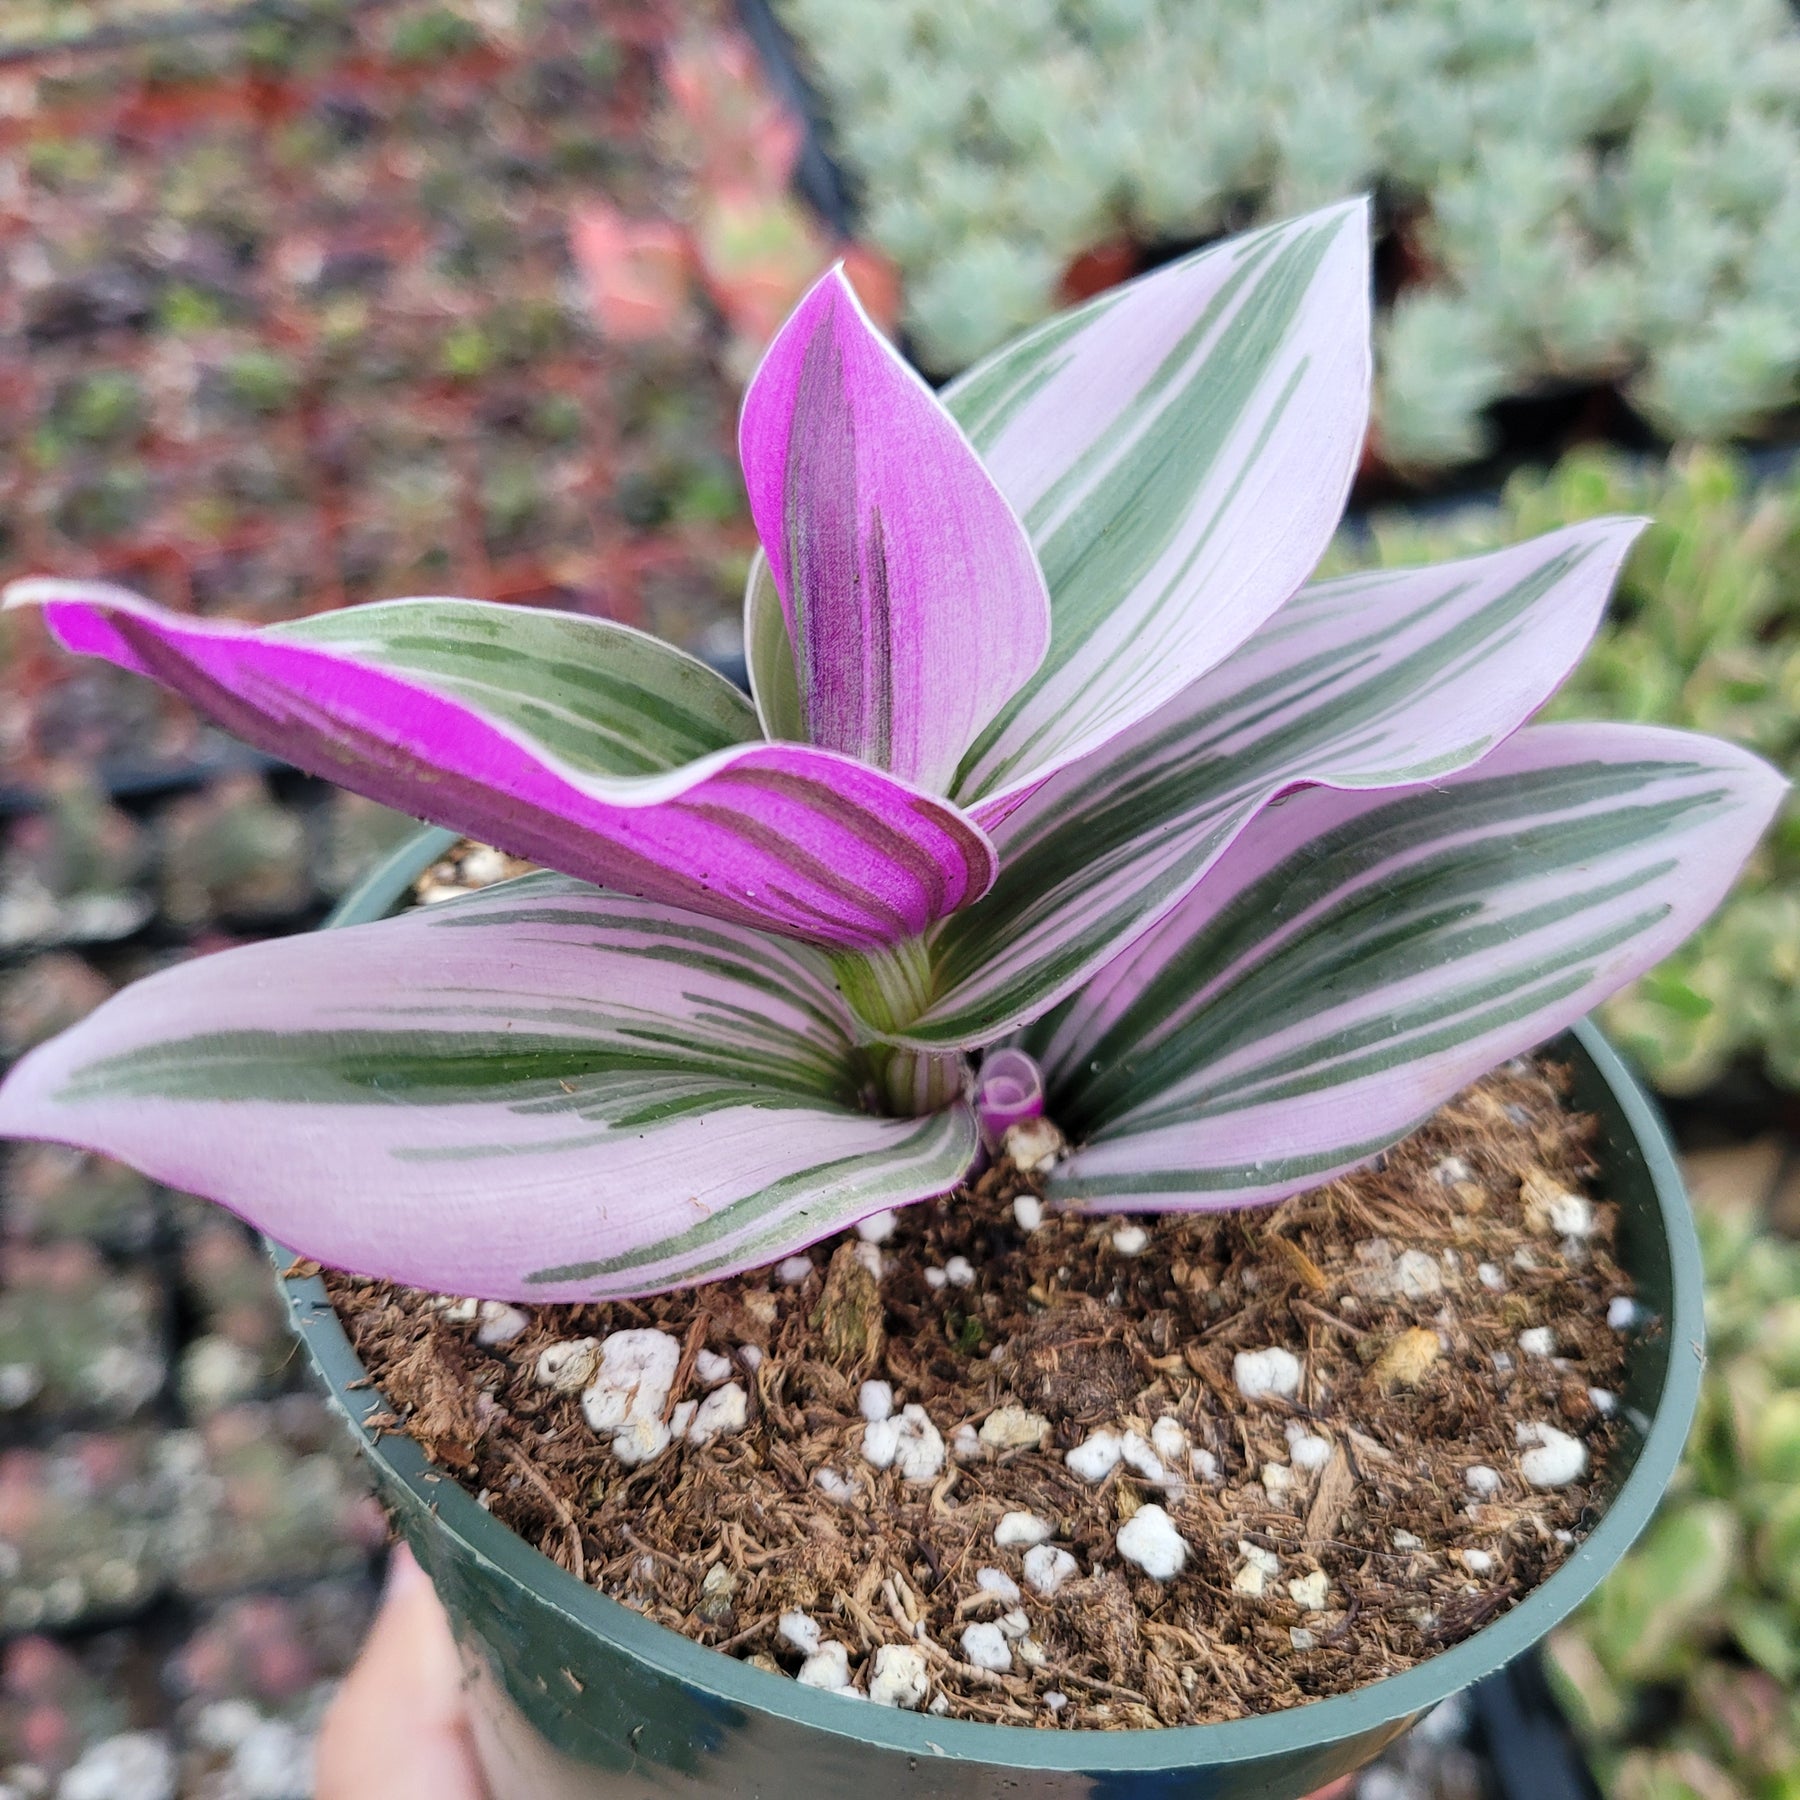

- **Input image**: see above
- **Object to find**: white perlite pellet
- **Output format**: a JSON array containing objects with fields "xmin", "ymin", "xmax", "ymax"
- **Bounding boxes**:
[
  {"xmin": 861, "ymin": 1404, "xmax": 946, "ymax": 1482},
  {"xmin": 980, "ymin": 1405, "xmax": 1049, "ymax": 1450},
  {"xmin": 534, "ymin": 1338, "xmax": 601, "ymax": 1392},
  {"xmin": 1191, "ymin": 1446, "xmax": 1220, "ymax": 1481},
  {"xmin": 1232, "ymin": 1541, "xmax": 1280, "ymax": 1596},
  {"xmin": 476, "ymin": 1301, "xmax": 530, "ymax": 1346},
  {"xmin": 1608, "ymin": 1296, "xmax": 1642, "ymax": 1330},
  {"xmin": 952, "ymin": 1422, "xmax": 984, "ymax": 1461},
  {"xmin": 1012, "ymin": 1195, "xmax": 1044, "ymax": 1232},
  {"xmin": 1111, "ymin": 1224, "xmax": 1149, "ymax": 1256},
  {"xmin": 1002, "ymin": 1115, "xmax": 1065, "ymax": 1174},
  {"xmin": 1517, "ymin": 1326, "xmax": 1557, "ymax": 1357},
  {"xmin": 1524, "ymin": 1180, "xmax": 1594, "ymax": 1240},
  {"xmin": 1588, "ymin": 1387, "xmax": 1618, "ymax": 1416},
  {"xmin": 858, "ymin": 1380, "xmax": 895, "ymax": 1423},
  {"xmin": 776, "ymin": 1256, "xmax": 812, "ymax": 1286},
  {"xmin": 944, "ymin": 1255, "xmax": 976, "ymax": 1288},
  {"xmin": 778, "ymin": 1610, "xmax": 821, "ymax": 1656},
  {"xmin": 852, "ymin": 1241, "xmax": 884, "ymax": 1281},
  {"xmin": 694, "ymin": 1349, "xmax": 733, "ymax": 1386},
  {"xmin": 1023, "ymin": 1544, "xmax": 1078, "ymax": 1596},
  {"xmin": 998, "ymin": 1609, "xmax": 1033, "ymax": 1640},
  {"xmin": 1044, "ymin": 1691, "xmax": 1068, "ymax": 1713},
  {"xmin": 1287, "ymin": 1426, "xmax": 1333, "ymax": 1472},
  {"xmin": 813, "ymin": 1467, "xmax": 859, "ymax": 1504},
  {"xmin": 1065, "ymin": 1429, "xmax": 1124, "ymax": 1482},
  {"xmin": 868, "ymin": 1644, "xmax": 929, "ymax": 1709},
  {"xmin": 1392, "ymin": 1530, "xmax": 1422, "ymax": 1550},
  {"xmin": 1464, "ymin": 1464, "xmax": 1502, "ymax": 1497},
  {"xmin": 1288, "ymin": 1570, "xmax": 1330, "ymax": 1611},
  {"xmin": 1396, "ymin": 1249, "xmax": 1445, "ymax": 1299},
  {"xmin": 1233, "ymin": 1347, "xmax": 1301, "ymax": 1401},
  {"xmin": 1150, "ymin": 1416, "xmax": 1187, "ymax": 1464},
  {"xmin": 612, "ymin": 1418, "xmax": 673, "ymax": 1466},
  {"xmin": 856, "ymin": 1210, "xmax": 897, "ymax": 1243},
  {"xmin": 961, "ymin": 1622, "xmax": 1013, "ymax": 1671},
  {"xmin": 925, "ymin": 1267, "xmax": 949, "ymax": 1290},
  {"xmin": 976, "ymin": 1567, "xmax": 1022, "ymax": 1604},
  {"xmin": 737, "ymin": 1345, "xmax": 763, "ymax": 1370},
  {"xmin": 797, "ymin": 1643, "xmax": 852, "ymax": 1690},
  {"xmin": 687, "ymin": 1382, "xmax": 748, "ymax": 1444},
  {"xmin": 582, "ymin": 1329, "xmax": 683, "ymax": 1465},
  {"xmin": 995, "ymin": 1511, "xmax": 1053, "ymax": 1548},
  {"xmin": 1460, "ymin": 1548, "xmax": 1495, "ymax": 1575},
  {"xmin": 1240, "ymin": 1541, "xmax": 1281, "ymax": 1577},
  {"xmin": 1120, "ymin": 1431, "xmax": 1169, "ymax": 1485},
  {"xmin": 1517, "ymin": 1422, "xmax": 1587, "ymax": 1488},
  {"xmin": 1115, "ymin": 1504, "xmax": 1187, "ymax": 1580}
]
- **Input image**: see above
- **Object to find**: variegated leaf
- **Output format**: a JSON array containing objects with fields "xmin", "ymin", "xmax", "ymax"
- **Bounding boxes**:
[
  {"xmin": 7, "ymin": 581, "xmax": 997, "ymax": 951},
  {"xmin": 1024, "ymin": 724, "xmax": 1784, "ymax": 1209},
  {"xmin": 739, "ymin": 267, "xmax": 1050, "ymax": 794},
  {"xmin": 744, "ymin": 549, "xmax": 805, "ymax": 743},
  {"xmin": 882, "ymin": 520, "xmax": 1642, "ymax": 1047},
  {"xmin": 0, "ymin": 876, "xmax": 979, "ymax": 1301},
  {"xmin": 945, "ymin": 201, "xmax": 1372, "ymax": 815}
]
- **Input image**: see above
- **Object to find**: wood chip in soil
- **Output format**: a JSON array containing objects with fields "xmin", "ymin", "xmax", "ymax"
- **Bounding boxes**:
[{"xmin": 328, "ymin": 1058, "xmax": 1643, "ymax": 1732}]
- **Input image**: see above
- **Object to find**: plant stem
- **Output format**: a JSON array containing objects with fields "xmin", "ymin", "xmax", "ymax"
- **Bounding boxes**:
[
  {"xmin": 832, "ymin": 941, "xmax": 969, "ymax": 1118},
  {"xmin": 871, "ymin": 1043, "xmax": 969, "ymax": 1117}
]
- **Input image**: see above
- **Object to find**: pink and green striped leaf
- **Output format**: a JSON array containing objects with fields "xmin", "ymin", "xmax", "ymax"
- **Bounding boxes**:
[
  {"xmin": 5, "ymin": 581, "xmax": 997, "ymax": 951},
  {"xmin": 944, "ymin": 201, "xmax": 1373, "ymax": 815},
  {"xmin": 880, "ymin": 520, "xmax": 1644, "ymax": 1047},
  {"xmin": 1022, "ymin": 724, "xmax": 1784, "ymax": 1210},
  {"xmin": 0, "ymin": 876, "xmax": 979, "ymax": 1301},
  {"xmin": 738, "ymin": 267, "xmax": 1050, "ymax": 795}
]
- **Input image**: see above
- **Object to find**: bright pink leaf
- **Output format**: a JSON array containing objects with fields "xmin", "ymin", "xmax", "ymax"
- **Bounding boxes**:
[
  {"xmin": 739, "ymin": 267, "xmax": 1050, "ymax": 794},
  {"xmin": 7, "ymin": 581, "xmax": 996, "ymax": 950}
]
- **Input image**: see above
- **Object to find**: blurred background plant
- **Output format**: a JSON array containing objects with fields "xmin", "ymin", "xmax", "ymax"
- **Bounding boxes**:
[
  {"xmin": 1547, "ymin": 1141, "xmax": 1800, "ymax": 1800},
  {"xmin": 774, "ymin": 0, "xmax": 1800, "ymax": 474}
]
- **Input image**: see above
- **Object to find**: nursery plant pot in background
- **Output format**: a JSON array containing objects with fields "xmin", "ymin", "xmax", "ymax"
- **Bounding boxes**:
[{"xmin": 273, "ymin": 830, "xmax": 1705, "ymax": 1800}]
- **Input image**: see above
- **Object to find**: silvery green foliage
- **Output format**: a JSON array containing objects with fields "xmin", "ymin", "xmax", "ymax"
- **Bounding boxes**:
[{"xmin": 780, "ymin": 0, "xmax": 1800, "ymax": 463}]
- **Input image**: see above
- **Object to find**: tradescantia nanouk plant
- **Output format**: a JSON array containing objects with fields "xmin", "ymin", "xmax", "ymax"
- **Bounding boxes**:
[{"xmin": 0, "ymin": 202, "xmax": 1783, "ymax": 1303}]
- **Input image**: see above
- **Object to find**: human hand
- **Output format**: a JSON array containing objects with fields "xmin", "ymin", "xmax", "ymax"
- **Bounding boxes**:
[{"xmin": 315, "ymin": 1546, "xmax": 488, "ymax": 1799}]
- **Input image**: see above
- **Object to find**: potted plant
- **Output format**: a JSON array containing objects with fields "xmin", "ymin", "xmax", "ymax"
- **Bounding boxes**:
[{"xmin": 0, "ymin": 201, "xmax": 1781, "ymax": 1799}]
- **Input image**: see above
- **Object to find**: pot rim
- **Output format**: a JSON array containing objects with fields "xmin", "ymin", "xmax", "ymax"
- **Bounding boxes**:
[{"xmin": 277, "ymin": 825, "xmax": 1704, "ymax": 1775}]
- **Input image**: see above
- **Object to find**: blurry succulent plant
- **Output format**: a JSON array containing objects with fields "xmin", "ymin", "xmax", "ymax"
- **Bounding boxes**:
[
  {"xmin": 1548, "ymin": 1161, "xmax": 1800, "ymax": 1797},
  {"xmin": 0, "ymin": 206, "xmax": 1779, "ymax": 1301},
  {"xmin": 777, "ymin": 0, "xmax": 1800, "ymax": 464},
  {"xmin": 1325, "ymin": 447, "xmax": 1800, "ymax": 1091}
]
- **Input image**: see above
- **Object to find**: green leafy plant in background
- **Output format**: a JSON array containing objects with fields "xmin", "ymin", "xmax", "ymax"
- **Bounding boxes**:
[
  {"xmin": 1547, "ymin": 1171, "xmax": 1800, "ymax": 1799},
  {"xmin": 776, "ymin": 0, "xmax": 1800, "ymax": 467},
  {"xmin": 1323, "ymin": 447, "xmax": 1800, "ymax": 1092}
]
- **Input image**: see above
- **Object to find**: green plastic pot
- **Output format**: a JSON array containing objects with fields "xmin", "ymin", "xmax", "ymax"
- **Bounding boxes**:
[{"xmin": 276, "ymin": 828, "xmax": 1705, "ymax": 1799}]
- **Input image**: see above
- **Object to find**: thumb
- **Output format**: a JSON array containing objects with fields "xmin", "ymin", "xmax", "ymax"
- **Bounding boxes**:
[{"xmin": 315, "ymin": 1547, "xmax": 488, "ymax": 1800}]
